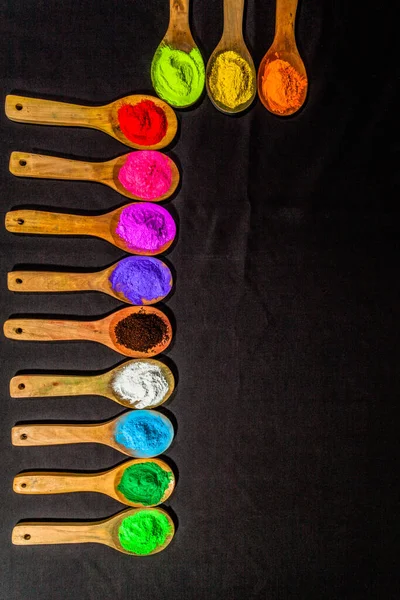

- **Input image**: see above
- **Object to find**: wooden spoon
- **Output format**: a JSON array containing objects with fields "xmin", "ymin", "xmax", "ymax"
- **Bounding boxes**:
[
  {"xmin": 3, "ymin": 306, "xmax": 173, "ymax": 358},
  {"xmin": 257, "ymin": 0, "xmax": 307, "ymax": 116},
  {"xmin": 10, "ymin": 358, "xmax": 175, "ymax": 409},
  {"xmin": 11, "ymin": 410, "xmax": 175, "ymax": 458},
  {"xmin": 151, "ymin": 0, "xmax": 205, "ymax": 108},
  {"xmin": 13, "ymin": 458, "xmax": 175, "ymax": 507},
  {"xmin": 12, "ymin": 507, "xmax": 175, "ymax": 555},
  {"xmin": 9, "ymin": 151, "xmax": 179, "ymax": 202},
  {"xmin": 5, "ymin": 94, "xmax": 178, "ymax": 150},
  {"xmin": 205, "ymin": 0, "xmax": 256, "ymax": 114},
  {"xmin": 4, "ymin": 203, "xmax": 176, "ymax": 256},
  {"xmin": 7, "ymin": 257, "xmax": 173, "ymax": 305}
]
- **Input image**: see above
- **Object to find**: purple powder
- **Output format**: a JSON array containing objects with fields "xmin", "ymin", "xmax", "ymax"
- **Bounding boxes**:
[
  {"xmin": 115, "ymin": 203, "xmax": 176, "ymax": 254},
  {"xmin": 118, "ymin": 151, "xmax": 172, "ymax": 200},
  {"xmin": 109, "ymin": 257, "xmax": 172, "ymax": 304}
]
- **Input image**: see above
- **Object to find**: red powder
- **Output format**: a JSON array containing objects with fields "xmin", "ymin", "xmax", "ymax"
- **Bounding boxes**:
[{"xmin": 117, "ymin": 100, "xmax": 168, "ymax": 146}]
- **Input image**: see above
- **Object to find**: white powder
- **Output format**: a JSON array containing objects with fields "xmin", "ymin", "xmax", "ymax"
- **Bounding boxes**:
[{"xmin": 111, "ymin": 361, "xmax": 170, "ymax": 408}]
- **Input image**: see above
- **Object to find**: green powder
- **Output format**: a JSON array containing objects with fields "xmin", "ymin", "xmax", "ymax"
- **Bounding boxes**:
[
  {"xmin": 118, "ymin": 509, "xmax": 172, "ymax": 555},
  {"xmin": 117, "ymin": 461, "xmax": 173, "ymax": 506},
  {"xmin": 151, "ymin": 44, "xmax": 205, "ymax": 108}
]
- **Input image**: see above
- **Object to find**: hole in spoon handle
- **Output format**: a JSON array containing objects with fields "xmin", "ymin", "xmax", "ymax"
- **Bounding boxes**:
[
  {"xmin": 11, "ymin": 423, "xmax": 103, "ymax": 447},
  {"xmin": 13, "ymin": 472, "xmax": 98, "ymax": 495},
  {"xmin": 9, "ymin": 152, "xmax": 97, "ymax": 182},
  {"xmin": 12, "ymin": 522, "xmax": 99, "ymax": 546},
  {"xmin": 4, "ymin": 209, "xmax": 94, "ymax": 236},
  {"xmin": 5, "ymin": 95, "xmax": 94, "ymax": 127}
]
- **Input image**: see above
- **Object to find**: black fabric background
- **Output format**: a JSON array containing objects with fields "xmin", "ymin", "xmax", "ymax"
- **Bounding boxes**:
[{"xmin": 0, "ymin": 1, "xmax": 398, "ymax": 598}]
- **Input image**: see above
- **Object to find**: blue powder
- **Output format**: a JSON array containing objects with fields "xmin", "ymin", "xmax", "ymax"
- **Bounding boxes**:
[
  {"xmin": 114, "ymin": 410, "xmax": 174, "ymax": 458},
  {"xmin": 109, "ymin": 256, "xmax": 172, "ymax": 305}
]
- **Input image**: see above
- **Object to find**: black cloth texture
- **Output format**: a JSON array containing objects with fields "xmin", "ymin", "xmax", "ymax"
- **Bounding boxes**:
[{"xmin": 0, "ymin": 1, "xmax": 398, "ymax": 599}]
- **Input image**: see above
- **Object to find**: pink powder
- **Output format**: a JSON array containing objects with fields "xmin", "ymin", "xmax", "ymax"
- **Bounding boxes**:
[
  {"xmin": 115, "ymin": 203, "xmax": 176, "ymax": 254},
  {"xmin": 118, "ymin": 151, "xmax": 172, "ymax": 200}
]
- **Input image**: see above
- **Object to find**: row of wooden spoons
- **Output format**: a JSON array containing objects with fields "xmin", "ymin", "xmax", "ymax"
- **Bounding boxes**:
[
  {"xmin": 155, "ymin": 0, "xmax": 307, "ymax": 114},
  {"xmin": 7, "ymin": 103, "xmax": 179, "ymax": 554},
  {"xmin": 5, "ymin": 1, "xmax": 307, "ymax": 126}
]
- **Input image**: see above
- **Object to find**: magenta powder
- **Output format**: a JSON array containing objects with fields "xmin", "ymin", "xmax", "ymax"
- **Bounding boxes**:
[
  {"xmin": 118, "ymin": 151, "xmax": 172, "ymax": 200},
  {"xmin": 115, "ymin": 203, "xmax": 176, "ymax": 253}
]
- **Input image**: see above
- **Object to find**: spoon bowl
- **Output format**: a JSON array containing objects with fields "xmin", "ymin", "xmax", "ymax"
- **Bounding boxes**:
[
  {"xmin": 151, "ymin": 0, "xmax": 205, "ymax": 108},
  {"xmin": 11, "ymin": 409, "xmax": 175, "ymax": 458},
  {"xmin": 5, "ymin": 94, "xmax": 178, "ymax": 150},
  {"xmin": 10, "ymin": 358, "xmax": 176, "ymax": 409},
  {"xmin": 13, "ymin": 457, "xmax": 176, "ymax": 507},
  {"xmin": 9, "ymin": 151, "xmax": 179, "ymax": 202},
  {"xmin": 205, "ymin": 0, "xmax": 256, "ymax": 114},
  {"xmin": 257, "ymin": 0, "xmax": 308, "ymax": 116},
  {"xmin": 12, "ymin": 507, "xmax": 175, "ymax": 555},
  {"xmin": 8, "ymin": 256, "xmax": 173, "ymax": 305},
  {"xmin": 5, "ymin": 202, "xmax": 176, "ymax": 256},
  {"xmin": 3, "ymin": 306, "xmax": 173, "ymax": 358}
]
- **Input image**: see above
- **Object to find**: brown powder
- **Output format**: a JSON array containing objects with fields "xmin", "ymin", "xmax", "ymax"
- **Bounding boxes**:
[{"xmin": 114, "ymin": 310, "xmax": 169, "ymax": 352}]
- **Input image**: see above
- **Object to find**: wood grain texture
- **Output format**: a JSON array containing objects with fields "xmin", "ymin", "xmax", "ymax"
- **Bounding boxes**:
[
  {"xmin": 5, "ymin": 94, "xmax": 178, "ymax": 150},
  {"xmin": 11, "ymin": 411, "xmax": 174, "ymax": 457},
  {"xmin": 3, "ymin": 306, "xmax": 173, "ymax": 358},
  {"xmin": 164, "ymin": 0, "xmax": 195, "ymax": 49},
  {"xmin": 222, "ymin": 0, "xmax": 246, "ymax": 41},
  {"xmin": 5, "ymin": 204, "xmax": 176, "ymax": 256},
  {"xmin": 13, "ymin": 457, "xmax": 176, "ymax": 507},
  {"xmin": 205, "ymin": 0, "xmax": 256, "ymax": 114},
  {"xmin": 9, "ymin": 358, "xmax": 175, "ymax": 408},
  {"xmin": 10, "ymin": 372, "xmax": 108, "ymax": 399},
  {"xmin": 7, "ymin": 262, "xmax": 172, "ymax": 304},
  {"xmin": 9, "ymin": 151, "xmax": 180, "ymax": 202},
  {"xmin": 11, "ymin": 508, "xmax": 175, "ymax": 554},
  {"xmin": 11, "ymin": 421, "xmax": 112, "ymax": 448},
  {"xmin": 257, "ymin": 0, "xmax": 307, "ymax": 115},
  {"xmin": 7, "ymin": 269, "xmax": 108, "ymax": 294}
]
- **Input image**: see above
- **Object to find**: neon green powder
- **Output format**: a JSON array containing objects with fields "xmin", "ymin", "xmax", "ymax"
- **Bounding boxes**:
[
  {"xmin": 151, "ymin": 44, "xmax": 205, "ymax": 107},
  {"xmin": 118, "ymin": 509, "xmax": 172, "ymax": 555},
  {"xmin": 117, "ymin": 462, "xmax": 173, "ymax": 506}
]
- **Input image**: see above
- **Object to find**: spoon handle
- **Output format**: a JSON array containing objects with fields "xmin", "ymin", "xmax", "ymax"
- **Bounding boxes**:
[
  {"xmin": 8, "ymin": 270, "xmax": 100, "ymax": 294},
  {"xmin": 9, "ymin": 152, "xmax": 102, "ymax": 182},
  {"xmin": 11, "ymin": 423, "xmax": 105, "ymax": 447},
  {"xmin": 3, "ymin": 317, "xmax": 105, "ymax": 344},
  {"xmin": 169, "ymin": 0, "xmax": 189, "ymax": 28},
  {"xmin": 5, "ymin": 95, "xmax": 98, "ymax": 128},
  {"xmin": 223, "ymin": 0, "xmax": 245, "ymax": 41},
  {"xmin": 5, "ymin": 209, "xmax": 108, "ymax": 238},
  {"xmin": 9, "ymin": 373, "xmax": 104, "ymax": 399},
  {"xmin": 275, "ymin": 0, "xmax": 299, "ymax": 39},
  {"xmin": 13, "ymin": 471, "xmax": 106, "ymax": 495},
  {"xmin": 12, "ymin": 521, "xmax": 106, "ymax": 546}
]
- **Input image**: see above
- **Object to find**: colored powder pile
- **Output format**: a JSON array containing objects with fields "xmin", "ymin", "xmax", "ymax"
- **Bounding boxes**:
[
  {"xmin": 117, "ymin": 461, "xmax": 173, "ymax": 505},
  {"xmin": 262, "ymin": 59, "xmax": 307, "ymax": 114},
  {"xmin": 114, "ymin": 309, "xmax": 170, "ymax": 353},
  {"xmin": 118, "ymin": 151, "xmax": 172, "ymax": 200},
  {"xmin": 208, "ymin": 50, "xmax": 254, "ymax": 109},
  {"xmin": 111, "ymin": 361, "xmax": 170, "ymax": 408},
  {"xmin": 115, "ymin": 203, "xmax": 176, "ymax": 254},
  {"xmin": 118, "ymin": 509, "xmax": 172, "ymax": 555},
  {"xmin": 109, "ymin": 256, "xmax": 172, "ymax": 305},
  {"xmin": 117, "ymin": 100, "xmax": 168, "ymax": 146},
  {"xmin": 151, "ymin": 44, "xmax": 205, "ymax": 107},
  {"xmin": 114, "ymin": 410, "xmax": 174, "ymax": 457}
]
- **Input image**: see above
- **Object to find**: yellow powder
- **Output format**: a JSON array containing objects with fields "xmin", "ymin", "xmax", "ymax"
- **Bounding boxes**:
[{"xmin": 208, "ymin": 50, "xmax": 254, "ymax": 110}]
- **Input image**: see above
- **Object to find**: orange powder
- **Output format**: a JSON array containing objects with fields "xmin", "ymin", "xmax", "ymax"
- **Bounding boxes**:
[{"xmin": 262, "ymin": 59, "xmax": 306, "ymax": 114}]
